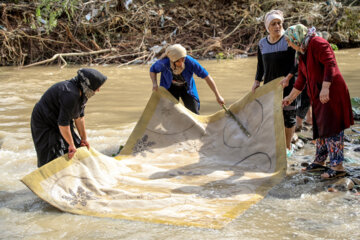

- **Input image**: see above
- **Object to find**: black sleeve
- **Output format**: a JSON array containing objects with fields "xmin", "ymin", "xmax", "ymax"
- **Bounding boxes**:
[
  {"xmin": 288, "ymin": 47, "xmax": 298, "ymax": 75},
  {"xmin": 58, "ymin": 93, "xmax": 77, "ymax": 126},
  {"xmin": 255, "ymin": 47, "xmax": 264, "ymax": 82},
  {"xmin": 79, "ymin": 106, "xmax": 85, "ymax": 118}
]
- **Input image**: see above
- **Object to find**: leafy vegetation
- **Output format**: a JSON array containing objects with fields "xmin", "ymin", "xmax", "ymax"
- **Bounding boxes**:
[
  {"xmin": 330, "ymin": 43, "xmax": 339, "ymax": 51},
  {"xmin": 351, "ymin": 97, "xmax": 360, "ymax": 120},
  {"xmin": 36, "ymin": 0, "xmax": 79, "ymax": 33}
]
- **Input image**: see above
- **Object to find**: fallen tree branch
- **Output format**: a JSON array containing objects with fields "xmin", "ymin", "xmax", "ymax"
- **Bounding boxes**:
[
  {"xmin": 117, "ymin": 54, "xmax": 148, "ymax": 67},
  {"xmin": 221, "ymin": 17, "xmax": 245, "ymax": 41},
  {"xmin": 64, "ymin": 24, "xmax": 93, "ymax": 52},
  {"xmin": 22, "ymin": 48, "xmax": 114, "ymax": 68}
]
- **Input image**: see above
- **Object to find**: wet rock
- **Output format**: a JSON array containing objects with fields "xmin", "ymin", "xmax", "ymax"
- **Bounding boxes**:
[
  {"xmin": 354, "ymin": 147, "xmax": 360, "ymax": 152},
  {"xmin": 351, "ymin": 178, "xmax": 360, "ymax": 185},
  {"xmin": 295, "ymin": 139, "xmax": 305, "ymax": 149},
  {"xmin": 344, "ymin": 134, "xmax": 352, "ymax": 142},
  {"xmin": 301, "ymin": 162, "xmax": 309, "ymax": 168},
  {"xmin": 349, "ymin": 32, "xmax": 360, "ymax": 44},
  {"xmin": 331, "ymin": 32, "xmax": 349, "ymax": 44},
  {"xmin": 350, "ymin": 127, "xmax": 360, "ymax": 134},
  {"xmin": 346, "ymin": 167, "xmax": 360, "ymax": 179},
  {"xmin": 297, "ymin": 134, "xmax": 311, "ymax": 144},
  {"xmin": 327, "ymin": 177, "xmax": 354, "ymax": 192},
  {"xmin": 319, "ymin": 31, "xmax": 331, "ymax": 41},
  {"xmin": 302, "ymin": 176, "xmax": 313, "ymax": 184}
]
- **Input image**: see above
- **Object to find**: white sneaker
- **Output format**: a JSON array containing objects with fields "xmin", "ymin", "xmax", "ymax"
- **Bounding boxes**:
[{"xmin": 286, "ymin": 147, "xmax": 293, "ymax": 157}]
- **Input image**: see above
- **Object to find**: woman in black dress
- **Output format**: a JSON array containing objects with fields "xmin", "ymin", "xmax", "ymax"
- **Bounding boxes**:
[{"xmin": 31, "ymin": 68, "xmax": 107, "ymax": 167}]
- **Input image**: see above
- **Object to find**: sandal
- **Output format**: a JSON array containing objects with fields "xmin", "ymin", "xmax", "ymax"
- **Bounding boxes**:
[
  {"xmin": 304, "ymin": 122, "xmax": 312, "ymax": 126},
  {"xmin": 302, "ymin": 163, "xmax": 329, "ymax": 172},
  {"xmin": 321, "ymin": 168, "xmax": 347, "ymax": 179}
]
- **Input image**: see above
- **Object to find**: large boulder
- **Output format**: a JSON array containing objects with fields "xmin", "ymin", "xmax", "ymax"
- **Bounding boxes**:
[{"xmin": 330, "ymin": 31, "xmax": 349, "ymax": 44}]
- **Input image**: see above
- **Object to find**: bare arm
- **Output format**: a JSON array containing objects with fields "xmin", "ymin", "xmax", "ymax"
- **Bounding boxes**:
[
  {"xmin": 252, "ymin": 80, "xmax": 261, "ymax": 93},
  {"xmin": 204, "ymin": 75, "xmax": 225, "ymax": 105},
  {"xmin": 58, "ymin": 125, "xmax": 77, "ymax": 159},
  {"xmin": 150, "ymin": 72, "xmax": 158, "ymax": 91},
  {"xmin": 320, "ymin": 81, "xmax": 331, "ymax": 104},
  {"xmin": 74, "ymin": 117, "xmax": 90, "ymax": 149},
  {"xmin": 280, "ymin": 73, "xmax": 294, "ymax": 88},
  {"xmin": 282, "ymin": 88, "xmax": 302, "ymax": 107}
]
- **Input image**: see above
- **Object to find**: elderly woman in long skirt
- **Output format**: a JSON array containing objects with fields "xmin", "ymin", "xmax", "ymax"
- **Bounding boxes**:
[{"xmin": 282, "ymin": 24, "xmax": 354, "ymax": 179}]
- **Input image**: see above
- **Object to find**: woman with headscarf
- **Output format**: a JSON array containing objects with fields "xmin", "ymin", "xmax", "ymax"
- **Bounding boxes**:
[
  {"xmin": 150, "ymin": 44, "xmax": 225, "ymax": 114},
  {"xmin": 282, "ymin": 24, "xmax": 354, "ymax": 179},
  {"xmin": 253, "ymin": 10, "xmax": 298, "ymax": 156},
  {"xmin": 31, "ymin": 68, "xmax": 107, "ymax": 167}
]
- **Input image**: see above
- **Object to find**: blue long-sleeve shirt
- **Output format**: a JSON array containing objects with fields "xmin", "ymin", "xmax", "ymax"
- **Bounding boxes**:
[{"xmin": 150, "ymin": 55, "xmax": 209, "ymax": 103}]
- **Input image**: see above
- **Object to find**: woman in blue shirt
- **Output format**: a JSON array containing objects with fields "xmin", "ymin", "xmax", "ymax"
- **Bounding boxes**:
[{"xmin": 150, "ymin": 44, "xmax": 225, "ymax": 114}]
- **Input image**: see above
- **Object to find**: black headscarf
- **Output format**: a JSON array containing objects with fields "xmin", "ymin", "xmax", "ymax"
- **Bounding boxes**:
[{"xmin": 74, "ymin": 68, "xmax": 107, "ymax": 99}]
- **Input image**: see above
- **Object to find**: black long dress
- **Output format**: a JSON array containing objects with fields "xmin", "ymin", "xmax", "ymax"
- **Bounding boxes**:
[{"xmin": 31, "ymin": 79, "xmax": 87, "ymax": 167}]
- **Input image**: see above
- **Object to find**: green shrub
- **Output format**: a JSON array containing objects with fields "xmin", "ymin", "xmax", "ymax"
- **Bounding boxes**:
[
  {"xmin": 330, "ymin": 43, "xmax": 338, "ymax": 51},
  {"xmin": 36, "ymin": 0, "xmax": 79, "ymax": 33}
]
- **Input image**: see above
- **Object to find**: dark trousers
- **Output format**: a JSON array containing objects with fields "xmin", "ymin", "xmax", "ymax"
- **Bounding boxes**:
[{"xmin": 168, "ymin": 84, "xmax": 199, "ymax": 114}]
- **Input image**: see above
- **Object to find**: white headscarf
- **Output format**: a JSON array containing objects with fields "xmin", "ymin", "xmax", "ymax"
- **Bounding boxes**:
[
  {"xmin": 264, "ymin": 10, "xmax": 284, "ymax": 33},
  {"xmin": 165, "ymin": 44, "xmax": 187, "ymax": 62},
  {"xmin": 165, "ymin": 44, "xmax": 187, "ymax": 75}
]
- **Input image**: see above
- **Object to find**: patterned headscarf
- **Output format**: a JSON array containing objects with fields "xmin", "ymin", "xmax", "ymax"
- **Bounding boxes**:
[
  {"xmin": 285, "ymin": 24, "xmax": 317, "ymax": 59},
  {"xmin": 285, "ymin": 24, "xmax": 318, "ymax": 49}
]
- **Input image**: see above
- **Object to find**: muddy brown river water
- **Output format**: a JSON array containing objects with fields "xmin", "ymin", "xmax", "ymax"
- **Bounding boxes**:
[{"xmin": 0, "ymin": 48, "xmax": 359, "ymax": 239}]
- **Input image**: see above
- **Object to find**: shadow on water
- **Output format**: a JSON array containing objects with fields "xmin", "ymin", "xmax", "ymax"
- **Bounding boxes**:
[
  {"xmin": 148, "ymin": 107, "xmax": 281, "ymax": 199},
  {"xmin": 171, "ymin": 174, "xmax": 283, "ymax": 199}
]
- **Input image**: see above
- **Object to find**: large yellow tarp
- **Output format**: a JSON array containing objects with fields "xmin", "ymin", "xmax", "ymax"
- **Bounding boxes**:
[{"xmin": 22, "ymin": 79, "xmax": 286, "ymax": 229}]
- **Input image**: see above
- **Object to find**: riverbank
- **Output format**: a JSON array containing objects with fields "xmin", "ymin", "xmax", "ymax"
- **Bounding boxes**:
[
  {"xmin": 1, "ymin": 0, "xmax": 359, "ymax": 67},
  {"xmin": 286, "ymin": 121, "xmax": 360, "ymax": 195}
]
